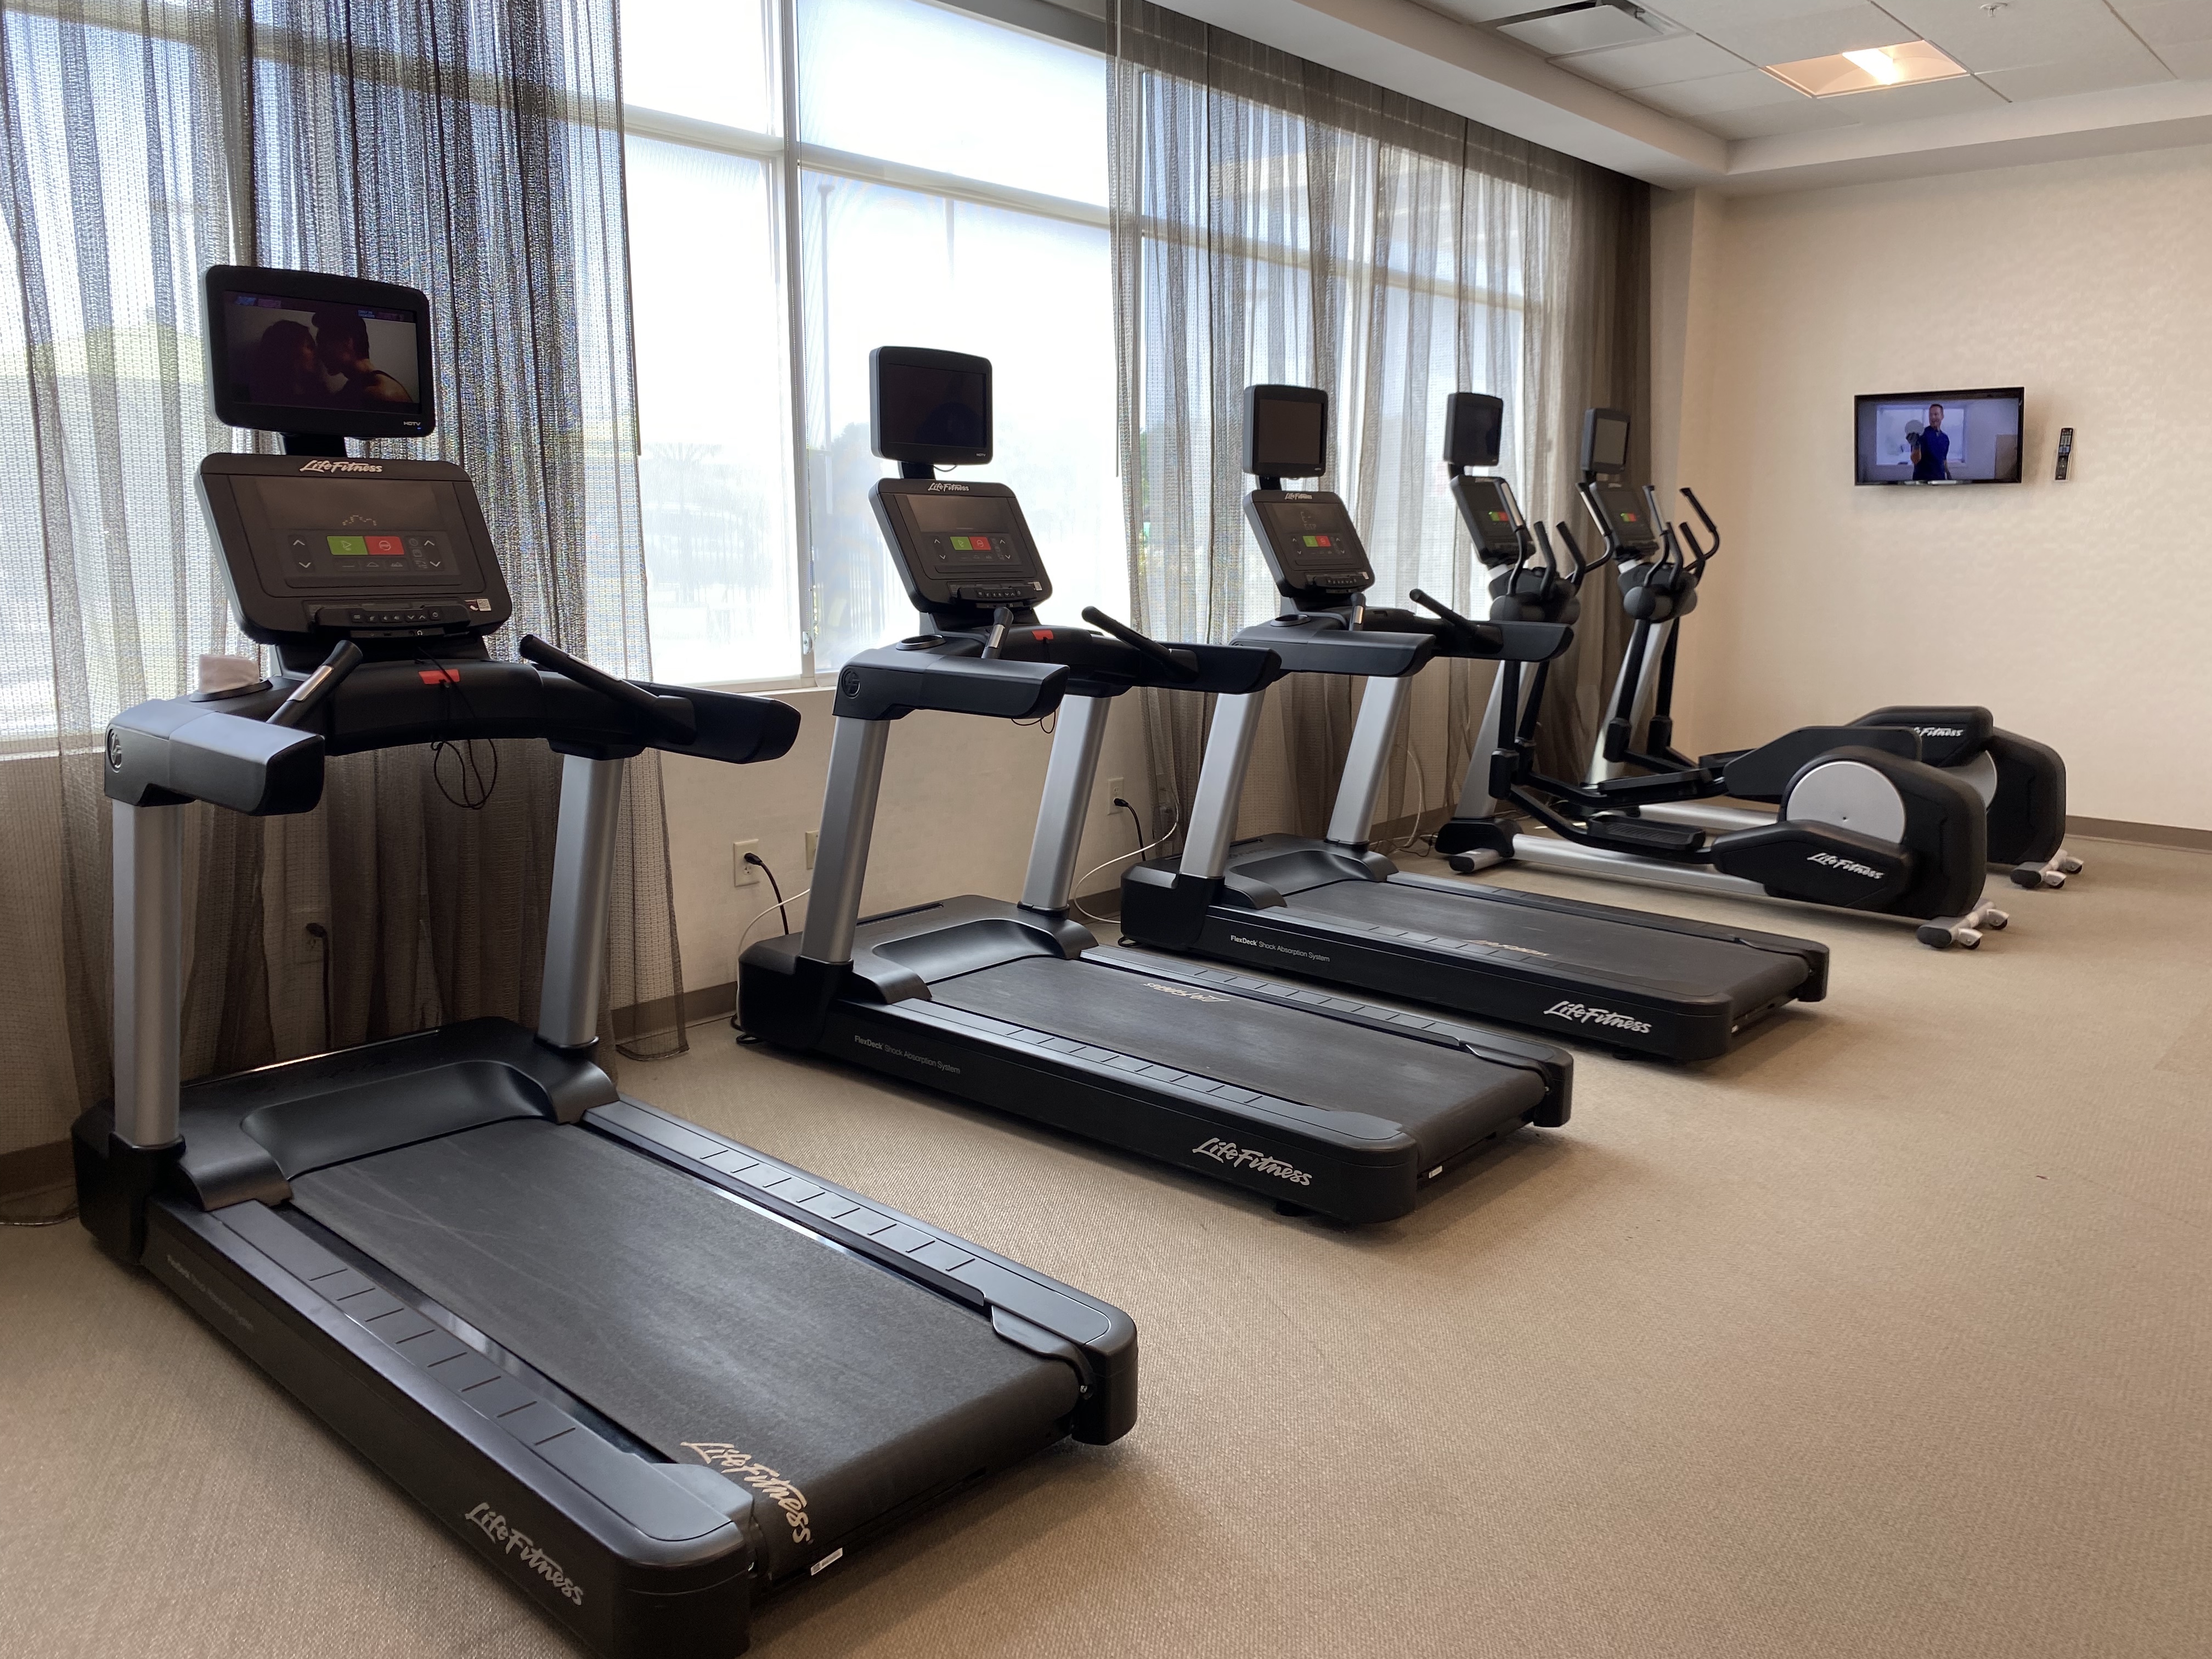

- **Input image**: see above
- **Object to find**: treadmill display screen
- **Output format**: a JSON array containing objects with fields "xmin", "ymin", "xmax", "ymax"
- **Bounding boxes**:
[
  {"xmin": 876, "ymin": 479, "xmax": 1051, "ymax": 609},
  {"xmin": 1454, "ymin": 477, "xmax": 1523, "ymax": 557},
  {"xmin": 232, "ymin": 473, "xmax": 477, "ymax": 590},
  {"xmin": 1255, "ymin": 495, "xmax": 1372, "ymax": 592},
  {"xmin": 1584, "ymin": 484, "xmax": 1656, "ymax": 554}
]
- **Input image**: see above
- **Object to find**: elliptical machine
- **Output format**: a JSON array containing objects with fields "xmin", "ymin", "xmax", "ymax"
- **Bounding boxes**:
[
  {"xmin": 1433, "ymin": 404, "xmax": 2011, "ymax": 950},
  {"xmin": 1572, "ymin": 408, "xmax": 2081, "ymax": 891}
]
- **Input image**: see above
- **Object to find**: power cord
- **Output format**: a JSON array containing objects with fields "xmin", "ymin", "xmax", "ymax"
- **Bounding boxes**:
[
  {"xmin": 746, "ymin": 851, "xmax": 791, "ymax": 935},
  {"xmin": 1071, "ymin": 800, "xmax": 1180, "ymax": 924}
]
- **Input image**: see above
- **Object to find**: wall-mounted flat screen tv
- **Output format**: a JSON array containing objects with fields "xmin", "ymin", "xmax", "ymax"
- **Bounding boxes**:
[{"xmin": 1854, "ymin": 387, "xmax": 2022, "ymax": 484}]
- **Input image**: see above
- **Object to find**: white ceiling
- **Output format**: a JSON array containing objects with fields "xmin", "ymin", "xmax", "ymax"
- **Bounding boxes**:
[
  {"xmin": 1421, "ymin": 0, "xmax": 2210, "ymax": 143},
  {"xmin": 1162, "ymin": 0, "xmax": 2212, "ymax": 192}
]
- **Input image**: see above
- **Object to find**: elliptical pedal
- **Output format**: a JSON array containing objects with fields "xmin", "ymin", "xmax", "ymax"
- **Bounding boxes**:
[{"xmin": 1584, "ymin": 815, "xmax": 1706, "ymax": 858}]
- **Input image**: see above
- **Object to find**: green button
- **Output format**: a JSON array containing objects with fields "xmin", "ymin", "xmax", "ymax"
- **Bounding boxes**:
[
  {"xmin": 951, "ymin": 535, "xmax": 972, "ymax": 550},
  {"xmin": 327, "ymin": 535, "xmax": 368, "ymax": 557},
  {"xmin": 1303, "ymin": 535, "xmax": 1319, "ymax": 546}
]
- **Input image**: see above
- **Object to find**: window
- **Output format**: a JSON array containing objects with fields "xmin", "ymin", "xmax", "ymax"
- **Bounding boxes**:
[{"xmin": 620, "ymin": 0, "xmax": 1126, "ymax": 687}]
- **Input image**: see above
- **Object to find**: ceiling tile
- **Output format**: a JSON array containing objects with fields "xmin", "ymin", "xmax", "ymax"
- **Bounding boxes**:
[
  {"xmin": 1662, "ymin": 3, "xmax": 1913, "ymax": 65},
  {"xmin": 1632, "ymin": 67, "xmax": 1812, "ymax": 115},
  {"xmin": 2111, "ymin": 1, "xmax": 2212, "ymax": 47},
  {"xmin": 1498, "ymin": 8, "xmax": 1666, "ymax": 55},
  {"xmin": 1555, "ymin": 32, "xmax": 1754, "ymax": 89},
  {"xmin": 1880, "ymin": 0, "xmax": 2152, "ymax": 74},
  {"xmin": 2148, "ymin": 37, "xmax": 2212, "ymax": 74},
  {"xmin": 1647, "ymin": 0, "xmax": 1855, "ymax": 26},
  {"xmin": 1819, "ymin": 73, "xmax": 2010, "ymax": 117},
  {"xmin": 1978, "ymin": 47, "xmax": 2176, "ymax": 100},
  {"xmin": 1695, "ymin": 99, "xmax": 1862, "ymax": 139}
]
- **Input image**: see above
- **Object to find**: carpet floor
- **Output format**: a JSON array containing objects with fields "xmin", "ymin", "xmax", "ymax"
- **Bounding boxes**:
[{"xmin": 4, "ymin": 840, "xmax": 2208, "ymax": 1658}]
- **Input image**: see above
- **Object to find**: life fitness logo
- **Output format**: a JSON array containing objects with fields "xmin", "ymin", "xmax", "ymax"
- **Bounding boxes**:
[
  {"xmin": 297, "ymin": 458, "xmax": 384, "ymax": 473},
  {"xmin": 1543, "ymin": 1000, "xmax": 1654, "ymax": 1035},
  {"xmin": 1192, "ymin": 1138, "xmax": 1313, "ymax": 1187},
  {"xmin": 463, "ymin": 1503, "xmax": 585, "ymax": 1605},
  {"xmin": 925, "ymin": 481, "xmax": 970, "ymax": 492},
  {"xmin": 1808, "ymin": 851, "xmax": 1885, "ymax": 881}
]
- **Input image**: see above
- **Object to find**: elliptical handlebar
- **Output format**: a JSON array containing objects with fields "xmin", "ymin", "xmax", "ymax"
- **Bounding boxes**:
[
  {"xmin": 1678, "ymin": 486, "xmax": 1720, "ymax": 561},
  {"xmin": 1549, "ymin": 520, "xmax": 1596, "ymax": 586}
]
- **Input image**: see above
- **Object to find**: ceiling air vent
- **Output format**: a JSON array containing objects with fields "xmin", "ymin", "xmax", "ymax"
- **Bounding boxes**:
[{"xmin": 1492, "ymin": 1, "xmax": 1666, "ymax": 57}]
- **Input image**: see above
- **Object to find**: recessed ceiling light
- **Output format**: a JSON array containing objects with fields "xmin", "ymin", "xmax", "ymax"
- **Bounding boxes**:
[{"xmin": 1763, "ymin": 39, "xmax": 1969, "ymax": 98}]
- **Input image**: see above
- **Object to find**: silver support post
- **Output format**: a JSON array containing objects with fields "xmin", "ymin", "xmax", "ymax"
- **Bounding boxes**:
[
  {"xmin": 1586, "ymin": 616, "xmax": 1674, "ymax": 785},
  {"xmin": 111, "ymin": 802, "xmax": 183, "ymax": 1149},
  {"xmin": 1324, "ymin": 676, "xmax": 1410, "ymax": 848},
  {"xmin": 538, "ymin": 754, "xmax": 627, "ymax": 1051},
  {"xmin": 1175, "ymin": 690, "xmax": 1268, "ymax": 882},
  {"xmin": 799, "ymin": 717, "xmax": 891, "ymax": 966},
  {"xmin": 1020, "ymin": 694, "xmax": 1112, "ymax": 913},
  {"xmin": 1458, "ymin": 665, "xmax": 1513, "ymax": 818}
]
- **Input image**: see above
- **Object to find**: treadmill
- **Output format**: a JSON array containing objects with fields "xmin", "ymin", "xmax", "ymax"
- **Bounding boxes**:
[
  {"xmin": 74, "ymin": 269, "xmax": 1136, "ymax": 1659},
  {"xmin": 739, "ymin": 346, "xmax": 1571, "ymax": 1225},
  {"xmin": 1117, "ymin": 383, "xmax": 1828, "ymax": 1062}
]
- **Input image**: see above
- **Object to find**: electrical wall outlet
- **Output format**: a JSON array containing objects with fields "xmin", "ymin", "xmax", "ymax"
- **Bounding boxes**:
[
  {"xmin": 732, "ymin": 839, "xmax": 760, "ymax": 887},
  {"xmin": 1105, "ymin": 777, "xmax": 1126, "ymax": 811},
  {"xmin": 804, "ymin": 830, "xmax": 819, "ymax": 869}
]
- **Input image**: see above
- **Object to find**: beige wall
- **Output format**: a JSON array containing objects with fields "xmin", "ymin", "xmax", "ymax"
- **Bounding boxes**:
[{"xmin": 1656, "ymin": 145, "xmax": 2212, "ymax": 831}]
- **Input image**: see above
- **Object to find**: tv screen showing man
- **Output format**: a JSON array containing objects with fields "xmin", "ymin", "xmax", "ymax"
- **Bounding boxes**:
[
  {"xmin": 1854, "ymin": 388, "xmax": 2022, "ymax": 484},
  {"xmin": 1909, "ymin": 403, "xmax": 1950, "ymax": 481}
]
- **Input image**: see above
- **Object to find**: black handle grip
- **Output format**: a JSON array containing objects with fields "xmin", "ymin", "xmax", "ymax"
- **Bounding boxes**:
[
  {"xmin": 1678, "ymin": 486, "xmax": 1719, "ymax": 558},
  {"xmin": 519, "ymin": 634, "xmax": 695, "ymax": 740},
  {"xmin": 1407, "ymin": 587, "xmax": 1477, "ymax": 632},
  {"xmin": 1081, "ymin": 606, "xmax": 1198, "ymax": 680},
  {"xmin": 267, "ymin": 640, "xmax": 363, "ymax": 729},
  {"xmin": 1550, "ymin": 521, "xmax": 1595, "ymax": 586}
]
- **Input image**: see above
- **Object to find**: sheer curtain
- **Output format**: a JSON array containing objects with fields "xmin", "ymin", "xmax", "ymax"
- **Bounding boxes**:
[
  {"xmin": 0, "ymin": 0, "xmax": 682, "ymax": 1199},
  {"xmin": 1108, "ymin": 1, "xmax": 1649, "ymax": 850}
]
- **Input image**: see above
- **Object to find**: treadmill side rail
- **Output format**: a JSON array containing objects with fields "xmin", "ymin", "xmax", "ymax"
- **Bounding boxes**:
[{"xmin": 145, "ymin": 1199, "xmax": 755, "ymax": 1659}]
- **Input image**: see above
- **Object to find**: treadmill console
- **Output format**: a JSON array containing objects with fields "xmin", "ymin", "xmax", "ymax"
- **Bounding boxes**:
[
  {"xmin": 1450, "ymin": 475, "xmax": 1527, "ymax": 568},
  {"xmin": 1581, "ymin": 481, "xmax": 1660, "ymax": 560},
  {"xmin": 198, "ymin": 450, "xmax": 511, "ymax": 665},
  {"xmin": 870, "ymin": 478, "xmax": 1051, "ymax": 617},
  {"xmin": 864, "ymin": 348, "xmax": 1050, "ymax": 630},
  {"xmin": 1245, "ymin": 490, "xmax": 1374, "ymax": 605}
]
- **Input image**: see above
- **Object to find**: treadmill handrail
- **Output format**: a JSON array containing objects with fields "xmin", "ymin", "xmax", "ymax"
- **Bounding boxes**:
[
  {"xmin": 1227, "ymin": 613, "xmax": 1438, "ymax": 678},
  {"xmin": 102, "ymin": 663, "xmax": 802, "ymax": 814},
  {"xmin": 831, "ymin": 640, "xmax": 1069, "ymax": 723}
]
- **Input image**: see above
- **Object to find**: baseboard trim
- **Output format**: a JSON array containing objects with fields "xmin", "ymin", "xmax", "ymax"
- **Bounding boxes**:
[
  {"xmin": 0, "ymin": 1138, "xmax": 71, "ymax": 1200},
  {"xmin": 2067, "ymin": 815, "xmax": 2212, "ymax": 852}
]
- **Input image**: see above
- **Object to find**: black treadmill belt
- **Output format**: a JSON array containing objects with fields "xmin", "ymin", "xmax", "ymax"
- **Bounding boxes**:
[
  {"xmin": 289, "ymin": 1119, "xmax": 1074, "ymax": 1573},
  {"xmin": 931, "ymin": 956, "xmax": 1547, "ymax": 1155},
  {"xmin": 1285, "ymin": 879, "xmax": 1808, "ymax": 1005}
]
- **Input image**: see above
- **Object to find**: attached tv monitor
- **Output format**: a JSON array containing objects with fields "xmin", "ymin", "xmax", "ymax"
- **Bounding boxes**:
[
  {"xmin": 1581, "ymin": 407, "xmax": 1629, "ymax": 479},
  {"xmin": 1245, "ymin": 383, "xmax": 1328, "ymax": 479},
  {"xmin": 204, "ymin": 265, "xmax": 435, "ymax": 440},
  {"xmin": 1443, "ymin": 392, "xmax": 1504, "ymax": 470},
  {"xmin": 1855, "ymin": 387, "xmax": 2022, "ymax": 484},
  {"xmin": 872, "ymin": 345, "xmax": 992, "ymax": 468}
]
